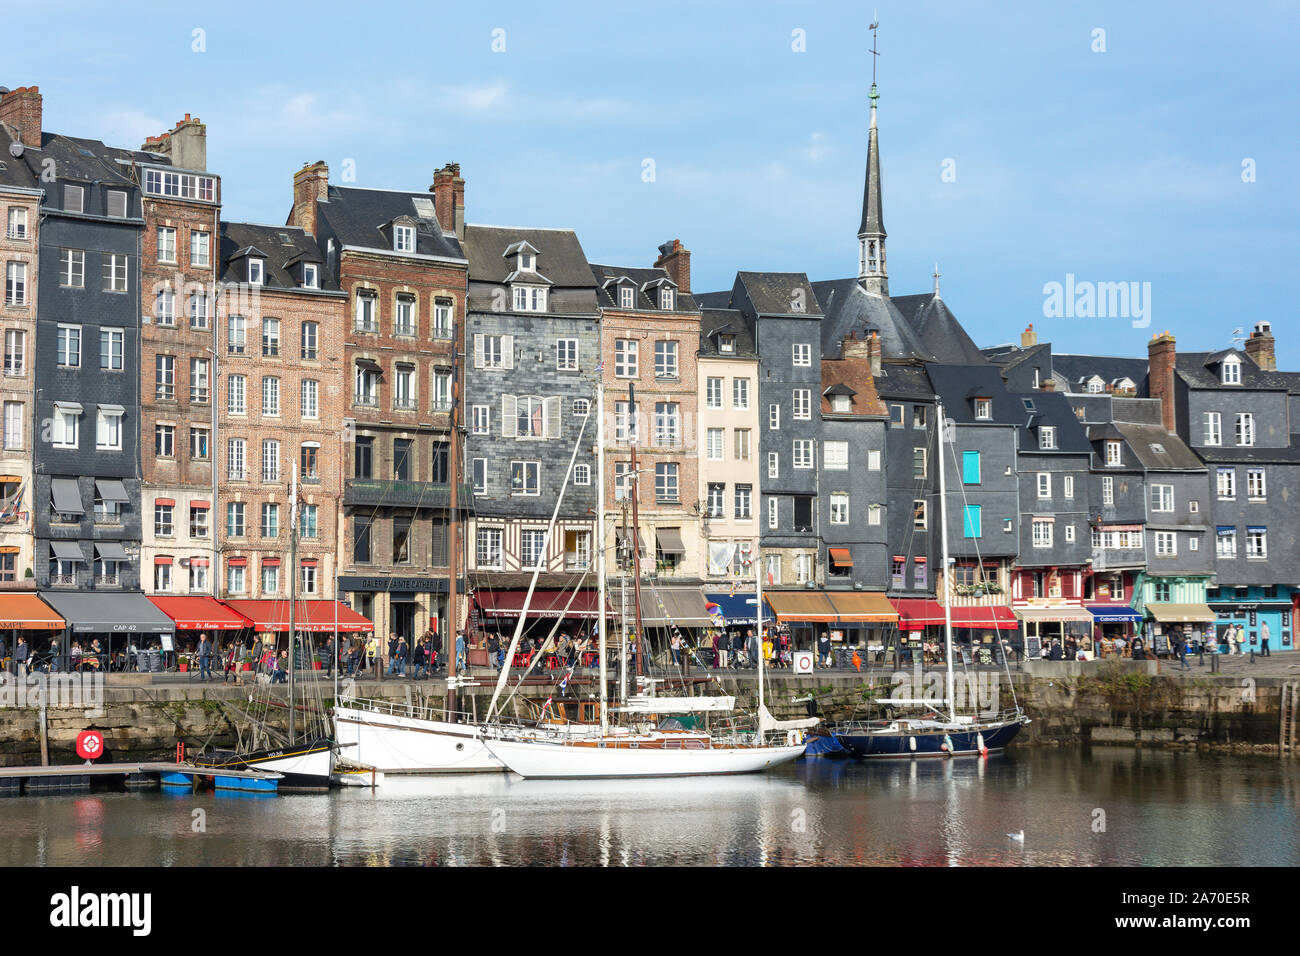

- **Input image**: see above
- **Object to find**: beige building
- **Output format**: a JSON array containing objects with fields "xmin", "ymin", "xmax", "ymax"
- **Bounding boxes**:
[
  {"xmin": 696, "ymin": 311, "xmax": 761, "ymax": 587},
  {"xmin": 0, "ymin": 120, "xmax": 41, "ymax": 587}
]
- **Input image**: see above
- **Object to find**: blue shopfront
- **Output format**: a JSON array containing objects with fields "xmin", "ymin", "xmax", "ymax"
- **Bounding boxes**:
[{"xmin": 1206, "ymin": 585, "xmax": 1294, "ymax": 652}]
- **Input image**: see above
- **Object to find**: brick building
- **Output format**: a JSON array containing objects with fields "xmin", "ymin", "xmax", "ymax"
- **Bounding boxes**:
[
  {"xmin": 591, "ymin": 241, "xmax": 703, "ymax": 585},
  {"xmin": 214, "ymin": 222, "xmax": 347, "ymax": 601},
  {"xmin": 134, "ymin": 116, "xmax": 222, "ymax": 594},
  {"xmin": 291, "ymin": 162, "xmax": 468, "ymax": 645}
]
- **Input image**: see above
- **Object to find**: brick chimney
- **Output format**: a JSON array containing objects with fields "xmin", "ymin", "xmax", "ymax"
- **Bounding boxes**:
[
  {"xmin": 1148, "ymin": 331, "xmax": 1177, "ymax": 434},
  {"xmin": 1245, "ymin": 320, "xmax": 1276, "ymax": 371},
  {"xmin": 141, "ymin": 113, "xmax": 208, "ymax": 171},
  {"xmin": 653, "ymin": 239, "xmax": 691, "ymax": 295},
  {"xmin": 431, "ymin": 163, "xmax": 465, "ymax": 240},
  {"xmin": 1021, "ymin": 322, "xmax": 1037, "ymax": 348},
  {"xmin": 291, "ymin": 161, "xmax": 329, "ymax": 238},
  {"xmin": 0, "ymin": 86, "xmax": 42, "ymax": 148},
  {"xmin": 842, "ymin": 329, "xmax": 883, "ymax": 376}
]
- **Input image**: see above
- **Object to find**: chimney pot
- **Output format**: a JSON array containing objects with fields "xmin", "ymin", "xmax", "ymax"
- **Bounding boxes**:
[{"xmin": 653, "ymin": 238, "xmax": 691, "ymax": 295}]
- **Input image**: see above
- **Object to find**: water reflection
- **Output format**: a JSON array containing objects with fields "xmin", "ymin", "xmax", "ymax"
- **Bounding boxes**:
[{"xmin": 0, "ymin": 749, "xmax": 1296, "ymax": 866}]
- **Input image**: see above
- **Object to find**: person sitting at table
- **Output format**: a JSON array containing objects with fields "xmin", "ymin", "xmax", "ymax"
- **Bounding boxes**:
[{"xmin": 272, "ymin": 650, "xmax": 288, "ymax": 683}]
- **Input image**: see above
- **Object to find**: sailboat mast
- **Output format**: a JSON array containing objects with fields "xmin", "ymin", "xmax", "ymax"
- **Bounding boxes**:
[
  {"xmin": 447, "ymin": 346, "xmax": 461, "ymax": 720},
  {"xmin": 596, "ymin": 373, "xmax": 608, "ymax": 735},
  {"xmin": 628, "ymin": 384, "xmax": 645, "ymax": 679},
  {"xmin": 288, "ymin": 459, "xmax": 298, "ymax": 742},
  {"xmin": 936, "ymin": 402, "xmax": 956, "ymax": 722},
  {"xmin": 619, "ymin": 505, "xmax": 628, "ymax": 706}
]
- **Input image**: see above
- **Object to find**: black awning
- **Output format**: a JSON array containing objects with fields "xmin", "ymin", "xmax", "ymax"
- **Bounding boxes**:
[
  {"xmin": 37, "ymin": 591, "xmax": 176, "ymax": 635},
  {"xmin": 50, "ymin": 541, "xmax": 85, "ymax": 561},
  {"xmin": 95, "ymin": 479, "xmax": 129, "ymax": 503},
  {"xmin": 51, "ymin": 478, "xmax": 83, "ymax": 514},
  {"xmin": 356, "ymin": 358, "xmax": 383, "ymax": 374},
  {"xmin": 655, "ymin": 528, "xmax": 686, "ymax": 555}
]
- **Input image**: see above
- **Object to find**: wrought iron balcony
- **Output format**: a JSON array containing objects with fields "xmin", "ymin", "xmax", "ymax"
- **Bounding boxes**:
[{"xmin": 344, "ymin": 478, "xmax": 472, "ymax": 509}]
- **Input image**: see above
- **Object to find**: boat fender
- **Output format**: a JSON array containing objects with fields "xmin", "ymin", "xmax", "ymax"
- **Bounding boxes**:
[
  {"xmin": 908, "ymin": 736, "xmax": 917, "ymax": 752},
  {"xmin": 942, "ymin": 734, "xmax": 954, "ymax": 755},
  {"xmin": 786, "ymin": 730, "xmax": 802, "ymax": 747},
  {"xmin": 977, "ymin": 733, "xmax": 988, "ymax": 756}
]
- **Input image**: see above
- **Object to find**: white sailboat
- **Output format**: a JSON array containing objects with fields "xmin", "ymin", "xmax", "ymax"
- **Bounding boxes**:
[
  {"xmin": 482, "ymin": 374, "xmax": 810, "ymax": 779},
  {"xmin": 333, "ymin": 377, "xmax": 602, "ymax": 773}
]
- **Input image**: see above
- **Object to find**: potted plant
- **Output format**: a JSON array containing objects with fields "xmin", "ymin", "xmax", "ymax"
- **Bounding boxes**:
[
  {"xmin": 177, "ymin": 654, "xmax": 190, "ymax": 673},
  {"xmin": 241, "ymin": 654, "xmax": 254, "ymax": 672}
]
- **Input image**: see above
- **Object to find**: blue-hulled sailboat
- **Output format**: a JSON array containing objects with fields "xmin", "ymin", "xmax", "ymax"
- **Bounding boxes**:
[{"xmin": 809, "ymin": 402, "xmax": 1028, "ymax": 759}]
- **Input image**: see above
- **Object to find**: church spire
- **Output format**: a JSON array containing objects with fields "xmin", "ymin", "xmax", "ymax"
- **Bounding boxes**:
[{"xmin": 858, "ymin": 19, "xmax": 887, "ymax": 295}]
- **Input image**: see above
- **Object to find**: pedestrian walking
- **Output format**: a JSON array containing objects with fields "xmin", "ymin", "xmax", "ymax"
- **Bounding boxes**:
[
  {"xmin": 396, "ymin": 636, "xmax": 409, "ymax": 677},
  {"xmin": 456, "ymin": 630, "xmax": 467, "ymax": 673},
  {"xmin": 386, "ymin": 633, "xmax": 400, "ymax": 675},
  {"xmin": 14, "ymin": 636, "xmax": 28, "ymax": 676},
  {"xmin": 1261, "ymin": 620, "xmax": 1271, "ymax": 657},
  {"xmin": 1177, "ymin": 635, "xmax": 1191, "ymax": 670},
  {"xmin": 198, "ymin": 633, "xmax": 213, "ymax": 681}
]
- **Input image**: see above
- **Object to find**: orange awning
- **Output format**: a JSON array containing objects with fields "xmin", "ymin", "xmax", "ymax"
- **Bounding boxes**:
[
  {"xmin": 828, "ymin": 548, "xmax": 853, "ymax": 569},
  {"xmin": 0, "ymin": 594, "xmax": 65, "ymax": 630},
  {"xmin": 825, "ymin": 591, "xmax": 898, "ymax": 622},
  {"xmin": 764, "ymin": 591, "xmax": 840, "ymax": 623}
]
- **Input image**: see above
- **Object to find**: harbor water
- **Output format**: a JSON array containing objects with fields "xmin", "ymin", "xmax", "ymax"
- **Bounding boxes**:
[{"xmin": 1, "ymin": 748, "xmax": 1296, "ymax": 866}]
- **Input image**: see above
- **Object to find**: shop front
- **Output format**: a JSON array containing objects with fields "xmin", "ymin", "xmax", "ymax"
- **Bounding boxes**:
[
  {"xmin": 945, "ymin": 605, "xmax": 1018, "ymax": 664},
  {"xmin": 473, "ymin": 588, "xmax": 605, "ymax": 645},
  {"xmin": 221, "ymin": 599, "xmax": 375, "ymax": 670},
  {"xmin": 1145, "ymin": 602, "xmax": 1219, "ymax": 657},
  {"xmin": 1208, "ymin": 586, "xmax": 1295, "ymax": 653},
  {"xmin": 636, "ymin": 586, "xmax": 713, "ymax": 665},
  {"xmin": 764, "ymin": 591, "xmax": 840, "ymax": 652},
  {"xmin": 763, "ymin": 591, "xmax": 897, "ymax": 665},
  {"xmin": 1086, "ymin": 605, "xmax": 1143, "ymax": 652},
  {"xmin": 1013, "ymin": 605, "xmax": 1094, "ymax": 660},
  {"xmin": 38, "ymin": 591, "xmax": 176, "ymax": 672},
  {"xmin": 0, "ymin": 593, "xmax": 65, "ymax": 672},
  {"xmin": 148, "ymin": 596, "xmax": 253, "ymax": 667}
]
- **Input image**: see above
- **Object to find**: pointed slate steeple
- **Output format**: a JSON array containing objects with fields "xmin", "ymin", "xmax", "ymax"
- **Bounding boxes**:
[{"xmin": 857, "ymin": 52, "xmax": 887, "ymax": 295}]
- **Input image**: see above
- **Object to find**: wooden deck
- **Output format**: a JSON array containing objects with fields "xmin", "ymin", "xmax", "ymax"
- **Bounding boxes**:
[{"xmin": 0, "ymin": 762, "xmax": 282, "ymax": 796}]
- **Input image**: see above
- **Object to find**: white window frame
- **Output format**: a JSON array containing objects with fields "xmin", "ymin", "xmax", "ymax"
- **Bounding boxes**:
[
  {"xmin": 793, "ymin": 343, "xmax": 812, "ymax": 367},
  {"xmin": 556, "ymin": 338, "xmax": 579, "ymax": 371},
  {"xmin": 793, "ymin": 440, "xmax": 813, "ymax": 469},
  {"xmin": 732, "ymin": 378, "xmax": 750, "ymax": 410},
  {"xmin": 1203, "ymin": 411, "xmax": 1221, "ymax": 446},
  {"xmin": 793, "ymin": 389, "xmax": 811, "ymax": 421},
  {"xmin": 1150, "ymin": 483, "xmax": 1174, "ymax": 513}
]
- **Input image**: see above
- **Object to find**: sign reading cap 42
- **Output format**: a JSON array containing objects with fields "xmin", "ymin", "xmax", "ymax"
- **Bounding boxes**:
[{"xmin": 75, "ymin": 730, "xmax": 104, "ymax": 761}]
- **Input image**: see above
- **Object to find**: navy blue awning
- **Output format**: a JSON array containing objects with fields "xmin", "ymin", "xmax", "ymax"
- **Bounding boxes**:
[
  {"xmin": 705, "ymin": 592, "xmax": 760, "ymax": 626},
  {"xmin": 1086, "ymin": 604, "xmax": 1142, "ymax": 623}
]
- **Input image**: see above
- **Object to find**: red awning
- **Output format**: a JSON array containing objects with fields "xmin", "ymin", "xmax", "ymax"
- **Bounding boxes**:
[
  {"xmin": 262, "ymin": 557, "xmax": 281, "ymax": 567},
  {"xmin": 189, "ymin": 557, "xmax": 209, "ymax": 567},
  {"xmin": 220, "ymin": 600, "xmax": 374, "ymax": 633},
  {"xmin": 191, "ymin": 500, "xmax": 210, "ymax": 509},
  {"xmin": 948, "ymin": 605, "xmax": 1019, "ymax": 630},
  {"xmin": 892, "ymin": 598, "xmax": 946, "ymax": 628},
  {"xmin": 149, "ymin": 596, "xmax": 251, "ymax": 631},
  {"xmin": 475, "ymin": 589, "xmax": 608, "ymax": 620},
  {"xmin": 154, "ymin": 556, "xmax": 173, "ymax": 565},
  {"xmin": 154, "ymin": 497, "xmax": 176, "ymax": 507},
  {"xmin": 300, "ymin": 558, "xmax": 319, "ymax": 567},
  {"xmin": 227, "ymin": 557, "xmax": 247, "ymax": 567}
]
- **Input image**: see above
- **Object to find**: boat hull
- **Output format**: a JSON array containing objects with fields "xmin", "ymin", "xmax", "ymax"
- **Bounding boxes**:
[
  {"xmin": 832, "ymin": 719, "xmax": 1025, "ymax": 759},
  {"xmin": 485, "ymin": 737, "xmax": 807, "ymax": 779},
  {"xmin": 193, "ymin": 739, "xmax": 335, "ymax": 790},
  {"xmin": 333, "ymin": 704, "xmax": 505, "ymax": 774}
]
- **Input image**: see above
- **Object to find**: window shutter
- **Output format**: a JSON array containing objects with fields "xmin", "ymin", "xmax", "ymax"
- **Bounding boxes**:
[
  {"xmin": 501, "ymin": 335, "xmax": 515, "ymax": 370},
  {"xmin": 545, "ymin": 397, "xmax": 562, "ymax": 439},
  {"xmin": 473, "ymin": 334, "xmax": 485, "ymax": 369},
  {"xmin": 501, "ymin": 395, "xmax": 517, "ymax": 438}
]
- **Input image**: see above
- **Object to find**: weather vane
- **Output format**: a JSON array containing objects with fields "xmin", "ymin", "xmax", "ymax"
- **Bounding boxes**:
[{"xmin": 869, "ymin": 14, "xmax": 881, "ymax": 104}]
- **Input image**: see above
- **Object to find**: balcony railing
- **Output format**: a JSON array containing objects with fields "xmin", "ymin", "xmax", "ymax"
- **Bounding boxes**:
[{"xmin": 344, "ymin": 478, "xmax": 472, "ymax": 509}]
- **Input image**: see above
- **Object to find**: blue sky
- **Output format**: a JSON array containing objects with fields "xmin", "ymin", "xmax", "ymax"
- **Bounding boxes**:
[{"xmin": 11, "ymin": 0, "xmax": 1300, "ymax": 363}]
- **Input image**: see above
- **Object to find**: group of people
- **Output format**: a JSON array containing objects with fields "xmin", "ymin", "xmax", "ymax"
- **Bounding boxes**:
[{"xmin": 709, "ymin": 628, "xmax": 795, "ymax": 669}]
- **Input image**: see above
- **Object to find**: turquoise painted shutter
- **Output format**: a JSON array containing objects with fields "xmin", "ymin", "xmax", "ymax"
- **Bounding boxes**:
[
  {"xmin": 963, "ymin": 504, "xmax": 982, "ymax": 538},
  {"xmin": 962, "ymin": 450, "xmax": 980, "ymax": 484}
]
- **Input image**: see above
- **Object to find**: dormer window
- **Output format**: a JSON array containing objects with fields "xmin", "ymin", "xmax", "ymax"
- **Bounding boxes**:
[
  {"xmin": 302, "ymin": 263, "xmax": 319, "ymax": 289},
  {"xmin": 720, "ymin": 335, "xmax": 736, "ymax": 354},
  {"xmin": 832, "ymin": 394, "xmax": 851, "ymax": 413},
  {"xmin": 1222, "ymin": 355, "xmax": 1241, "ymax": 385},
  {"xmin": 1086, "ymin": 376, "xmax": 1104, "ymax": 393},
  {"xmin": 248, "ymin": 258, "xmax": 264, "ymax": 285},
  {"xmin": 394, "ymin": 225, "xmax": 416, "ymax": 253},
  {"xmin": 519, "ymin": 252, "xmax": 534, "ymax": 272},
  {"xmin": 974, "ymin": 398, "xmax": 992, "ymax": 420},
  {"xmin": 660, "ymin": 288, "xmax": 675, "ymax": 310},
  {"xmin": 1039, "ymin": 425, "xmax": 1056, "ymax": 450},
  {"xmin": 619, "ymin": 285, "xmax": 634, "ymax": 309},
  {"xmin": 513, "ymin": 286, "xmax": 547, "ymax": 313},
  {"xmin": 1105, "ymin": 440, "xmax": 1122, "ymax": 466}
]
